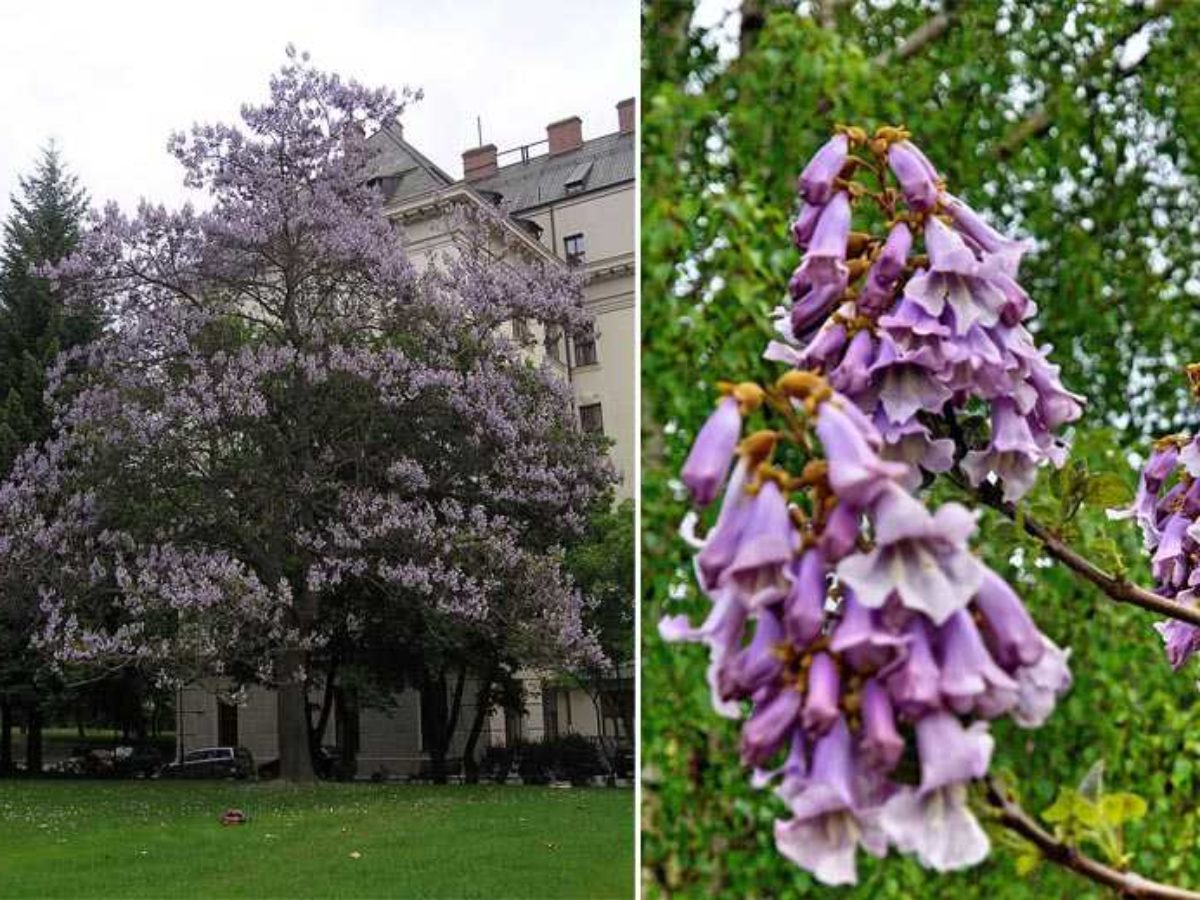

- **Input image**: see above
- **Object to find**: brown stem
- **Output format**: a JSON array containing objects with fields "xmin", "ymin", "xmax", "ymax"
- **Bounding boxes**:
[
  {"xmin": 985, "ymin": 777, "xmax": 1200, "ymax": 899},
  {"xmin": 965, "ymin": 479, "xmax": 1200, "ymax": 628},
  {"xmin": 872, "ymin": 1, "xmax": 960, "ymax": 68}
]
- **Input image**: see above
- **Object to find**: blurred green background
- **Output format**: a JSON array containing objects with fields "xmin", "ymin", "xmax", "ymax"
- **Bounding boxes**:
[{"xmin": 640, "ymin": 1, "xmax": 1200, "ymax": 896}]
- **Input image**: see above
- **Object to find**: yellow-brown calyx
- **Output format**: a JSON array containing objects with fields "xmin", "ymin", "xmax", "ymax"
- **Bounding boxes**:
[
  {"xmin": 1187, "ymin": 363, "xmax": 1200, "ymax": 401},
  {"xmin": 797, "ymin": 459, "xmax": 829, "ymax": 489},
  {"xmin": 731, "ymin": 381, "xmax": 765, "ymax": 414},
  {"xmin": 1153, "ymin": 433, "xmax": 1191, "ymax": 453},
  {"xmin": 776, "ymin": 369, "xmax": 828, "ymax": 400},
  {"xmin": 738, "ymin": 429, "xmax": 779, "ymax": 472},
  {"xmin": 834, "ymin": 124, "xmax": 868, "ymax": 147}
]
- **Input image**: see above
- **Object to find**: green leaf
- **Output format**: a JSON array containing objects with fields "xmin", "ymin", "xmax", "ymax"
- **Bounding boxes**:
[
  {"xmin": 1099, "ymin": 793, "xmax": 1148, "ymax": 826},
  {"xmin": 1083, "ymin": 473, "xmax": 1133, "ymax": 508}
]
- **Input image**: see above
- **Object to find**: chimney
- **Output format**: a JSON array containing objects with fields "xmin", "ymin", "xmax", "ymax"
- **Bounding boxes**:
[
  {"xmin": 617, "ymin": 98, "xmax": 635, "ymax": 135},
  {"xmin": 547, "ymin": 116, "xmax": 583, "ymax": 155},
  {"xmin": 462, "ymin": 144, "xmax": 497, "ymax": 181}
]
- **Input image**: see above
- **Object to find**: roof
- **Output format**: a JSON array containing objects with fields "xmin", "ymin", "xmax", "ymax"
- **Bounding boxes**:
[
  {"xmin": 363, "ymin": 123, "xmax": 455, "ymax": 203},
  {"xmin": 471, "ymin": 130, "xmax": 634, "ymax": 213}
]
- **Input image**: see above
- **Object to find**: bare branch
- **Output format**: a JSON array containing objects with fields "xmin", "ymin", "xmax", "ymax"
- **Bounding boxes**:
[
  {"xmin": 985, "ymin": 777, "xmax": 1200, "ymax": 899},
  {"xmin": 872, "ymin": 1, "xmax": 960, "ymax": 68}
]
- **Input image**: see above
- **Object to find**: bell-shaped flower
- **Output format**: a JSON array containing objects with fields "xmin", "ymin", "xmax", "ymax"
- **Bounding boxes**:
[
  {"xmin": 837, "ymin": 484, "xmax": 983, "ymax": 625},
  {"xmin": 694, "ymin": 461, "xmax": 754, "ymax": 591},
  {"xmin": 815, "ymin": 401, "xmax": 909, "ymax": 508},
  {"xmin": 802, "ymin": 651, "xmax": 842, "ymax": 735},
  {"xmin": 773, "ymin": 716, "xmax": 887, "ymax": 886},
  {"xmin": 875, "ymin": 415, "xmax": 954, "ymax": 490},
  {"xmin": 859, "ymin": 678, "xmax": 904, "ymax": 772},
  {"xmin": 681, "ymin": 396, "xmax": 741, "ymax": 507},
  {"xmin": 941, "ymin": 192, "xmax": 1033, "ymax": 276},
  {"xmin": 796, "ymin": 192, "xmax": 852, "ymax": 286},
  {"xmin": 819, "ymin": 502, "xmax": 860, "ymax": 562},
  {"xmin": 791, "ymin": 202, "xmax": 823, "ymax": 249},
  {"xmin": 783, "ymin": 548, "xmax": 828, "ymax": 645},
  {"xmin": 869, "ymin": 335, "xmax": 953, "ymax": 424},
  {"xmin": 790, "ymin": 278, "xmax": 849, "ymax": 340},
  {"xmin": 887, "ymin": 141, "xmax": 940, "ymax": 211},
  {"xmin": 830, "ymin": 592, "xmax": 907, "ymax": 672},
  {"xmin": 725, "ymin": 479, "xmax": 796, "ymax": 609},
  {"xmin": 936, "ymin": 609, "xmax": 1019, "ymax": 718},
  {"xmin": 972, "ymin": 568, "xmax": 1045, "ymax": 670},
  {"xmin": 723, "ymin": 608, "xmax": 785, "ymax": 700},
  {"xmin": 883, "ymin": 618, "xmax": 942, "ymax": 718},
  {"xmin": 1011, "ymin": 636, "xmax": 1072, "ymax": 727},
  {"xmin": 880, "ymin": 712, "xmax": 992, "ymax": 872},
  {"xmin": 829, "ymin": 328, "xmax": 877, "ymax": 397},
  {"xmin": 961, "ymin": 398, "xmax": 1043, "ymax": 503},
  {"xmin": 797, "ymin": 134, "xmax": 848, "ymax": 206},
  {"xmin": 742, "ymin": 686, "xmax": 803, "ymax": 767},
  {"xmin": 659, "ymin": 585, "xmax": 749, "ymax": 718}
]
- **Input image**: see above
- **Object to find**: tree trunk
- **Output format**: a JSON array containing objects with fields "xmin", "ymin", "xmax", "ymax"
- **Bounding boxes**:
[
  {"xmin": 25, "ymin": 704, "xmax": 43, "ymax": 776},
  {"xmin": 462, "ymin": 671, "xmax": 495, "ymax": 784},
  {"xmin": 0, "ymin": 696, "xmax": 12, "ymax": 776},
  {"xmin": 421, "ymin": 672, "xmax": 450, "ymax": 784},
  {"xmin": 333, "ymin": 684, "xmax": 359, "ymax": 782},
  {"xmin": 307, "ymin": 657, "xmax": 338, "ymax": 778},
  {"xmin": 276, "ymin": 647, "xmax": 315, "ymax": 782}
]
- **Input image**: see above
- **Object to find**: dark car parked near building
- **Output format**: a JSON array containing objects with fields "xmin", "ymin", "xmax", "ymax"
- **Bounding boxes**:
[{"xmin": 159, "ymin": 746, "xmax": 255, "ymax": 780}]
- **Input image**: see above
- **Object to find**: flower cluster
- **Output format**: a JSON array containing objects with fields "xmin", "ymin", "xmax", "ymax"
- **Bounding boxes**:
[
  {"xmin": 771, "ymin": 126, "xmax": 1083, "ymax": 501},
  {"xmin": 663, "ymin": 372, "xmax": 1070, "ymax": 884},
  {"xmin": 1111, "ymin": 425, "xmax": 1200, "ymax": 669}
]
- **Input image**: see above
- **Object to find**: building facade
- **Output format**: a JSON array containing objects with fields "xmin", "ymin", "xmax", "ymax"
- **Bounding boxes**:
[{"xmin": 178, "ymin": 101, "xmax": 635, "ymax": 776}]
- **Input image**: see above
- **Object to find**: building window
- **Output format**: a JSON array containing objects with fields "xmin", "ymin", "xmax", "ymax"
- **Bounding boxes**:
[
  {"xmin": 512, "ymin": 316, "xmax": 532, "ymax": 344},
  {"xmin": 579, "ymin": 402, "xmax": 604, "ymax": 436},
  {"xmin": 563, "ymin": 232, "xmax": 585, "ymax": 266},
  {"xmin": 544, "ymin": 325, "xmax": 562, "ymax": 362},
  {"xmin": 574, "ymin": 322, "xmax": 598, "ymax": 367}
]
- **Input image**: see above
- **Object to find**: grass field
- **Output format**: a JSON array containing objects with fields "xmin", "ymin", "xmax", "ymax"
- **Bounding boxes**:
[{"xmin": 0, "ymin": 780, "xmax": 634, "ymax": 899}]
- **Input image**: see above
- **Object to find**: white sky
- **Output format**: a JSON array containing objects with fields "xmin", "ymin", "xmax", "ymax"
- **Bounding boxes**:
[{"xmin": 0, "ymin": 0, "xmax": 638, "ymax": 220}]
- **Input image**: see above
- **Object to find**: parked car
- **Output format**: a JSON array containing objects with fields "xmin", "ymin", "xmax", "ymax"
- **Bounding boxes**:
[{"xmin": 159, "ymin": 746, "xmax": 255, "ymax": 780}]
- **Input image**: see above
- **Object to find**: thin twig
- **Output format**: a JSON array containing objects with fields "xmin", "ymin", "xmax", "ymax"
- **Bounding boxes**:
[
  {"xmin": 963, "ymin": 477, "xmax": 1200, "ymax": 629},
  {"xmin": 985, "ymin": 777, "xmax": 1200, "ymax": 899}
]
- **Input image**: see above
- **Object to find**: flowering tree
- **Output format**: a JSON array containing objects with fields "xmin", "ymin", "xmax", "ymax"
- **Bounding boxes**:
[
  {"xmin": 0, "ymin": 49, "xmax": 613, "ymax": 781},
  {"xmin": 659, "ymin": 126, "xmax": 1200, "ymax": 897}
]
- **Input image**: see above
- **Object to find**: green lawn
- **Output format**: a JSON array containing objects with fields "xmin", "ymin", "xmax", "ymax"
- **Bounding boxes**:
[{"xmin": 0, "ymin": 781, "xmax": 634, "ymax": 899}]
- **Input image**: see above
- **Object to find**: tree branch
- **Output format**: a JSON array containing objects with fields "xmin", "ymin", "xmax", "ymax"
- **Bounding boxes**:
[
  {"xmin": 872, "ymin": 1, "xmax": 960, "ymax": 68},
  {"xmin": 985, "ymin": 777, "xmax": 1200, "ymax": 899},
  {"xmin": 963, "ymin": 478, "xmax": 1200, "ymax": 629}
]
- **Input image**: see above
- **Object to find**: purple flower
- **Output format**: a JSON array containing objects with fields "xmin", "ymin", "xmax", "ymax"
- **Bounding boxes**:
[
  {"xmin": 859, "ymin": 678, "xmax": 904, "ymax": 772},
  {"xmin": 815, "ymin": 401, "xmax": 908, "ymax": 508},
  {"xmin": 774, "ymin": 716, "xmax": 887, "ymax": 886},
  {"xmin": 936, "ymin": 609, "xmax": 1018, "ymax": 718},
  {"xmin": 856, "ymin": 222, "xmax": 912, "ymax": 316},
  {"xmin": 724, "ymin": 480, "xmax": 796, "ymax": 609},
  {"xmin": 681, "ymin": 397, "xmax": 741, "ymax": 507},
  {"xmin": 802, "ymin": 651, "xmax": 842, "ymax": 735},
  {"xmin": 724, "ymin": 608, "xmax": 785, "ymax": 699},
  {"xmin": 694, "ymin": 462, "xmax": 755, "ymax": 591},
  {"xmin": 742, "ymin": 687, "xmax": 803, "ymax": 767},
  {"xmin": 1011, "ymin": 637, "xmax": 1072, "ymax": 727},
  {"xmin": 884, "ymin": 618, "xmax": 942, "ymax": 718},
  {"xmin": 783, "ymin": 548, "xmax": 828, "ymax": 645},
  {"xmin": 830, "ymin": 593, "xmax": 907, "ymax": 672},
  {"xmin": 972, "ymin": 568, "xmax": 1046, "ymax": 669},
  {"xmin": 797, "ymin": 134, "xmax": 848, "ymax": 206},
  {"xmin": 961, "ymin": 398, "xmax": 1043, "ymax": 503},
  {"xmin": 797, "ymin": 192, "xmax": 852, "ymax": 286},
  {"xmin": 880, "ymin": 712, "xmax": 992, "ymax": 871},
  {"xmin": 887, "ymin": 141, "xmax": 940, "ymax": 211},
  {"xmin": 837, "ymin": 484, "xmax": 983, "ymax": 624},
  {"xmin": 659, "ymin": 585, "xmax": 748, "ymax": 719},
  {"xmin": 942, "ymin": 192, "xmax": 1034, "ymax": 276}
]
